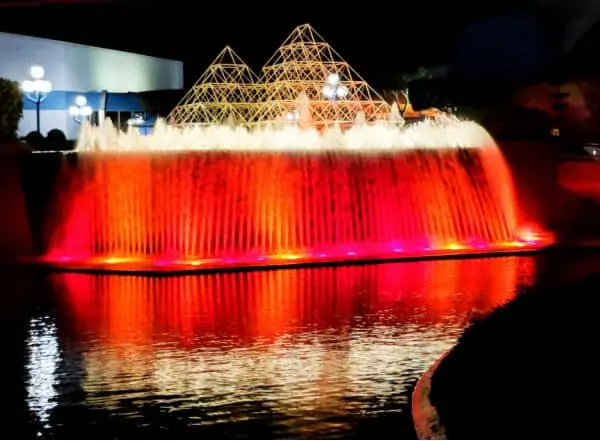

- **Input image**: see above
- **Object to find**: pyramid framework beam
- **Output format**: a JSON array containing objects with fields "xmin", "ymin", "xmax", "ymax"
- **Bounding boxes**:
[
  {"xmin": 254, "ymin": 23, "xmax": 390, "ymax": 127},
  {"xmin": 168, "ymin": 45, "xmax": 260, "ymax": 126},
  {"xmin": 168, "ymin": 24, "xmax": 391, "ymax": 128}
]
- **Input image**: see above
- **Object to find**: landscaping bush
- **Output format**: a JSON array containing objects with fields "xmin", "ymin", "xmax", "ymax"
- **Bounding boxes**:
[
  {"xmin": 24, "ymin": 129, "xmax": 74, "ymax": 151},
  {"xmin": 23, "ymin": 131, "xmax": 46, "ymax": 150},
  {"xmin": 0, "ymin": 78, "xmax": 24, "ymax": 141},
  {"xmin": 46, "ymin": 128, "xmax": 67, "ymax": 151}
]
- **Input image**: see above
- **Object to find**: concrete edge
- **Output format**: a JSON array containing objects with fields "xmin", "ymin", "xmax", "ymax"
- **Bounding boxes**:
[{"xmin": 412, "ymin": 349, "xmax": 450, "ymax": 440}]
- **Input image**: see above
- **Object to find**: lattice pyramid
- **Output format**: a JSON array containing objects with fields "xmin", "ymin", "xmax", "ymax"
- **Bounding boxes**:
[
  {"xmin": 168, "ymin": 46, "xmax": 259, "ymax": 125},
  {"xmin": 252, "ymin": 24, "xmax": 391, "ymax": 127}
]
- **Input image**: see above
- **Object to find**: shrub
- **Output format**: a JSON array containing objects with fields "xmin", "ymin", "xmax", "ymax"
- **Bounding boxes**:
[
  {"xmin": 46, "ymin": 128, "xmax": 67, "ymax": 150},
  {"xmin": 24, "ymin": 131, "xmax": 46, "ymax": 150},
  {"xmin": 0, "ymin": 78, "xmax": 24, "ymax": 141}
]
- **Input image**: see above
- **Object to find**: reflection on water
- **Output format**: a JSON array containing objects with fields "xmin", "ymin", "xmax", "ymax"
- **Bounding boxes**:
[
  {"xmin": 27, "ymin": 317, "xmax": 60, "ymax": 431},
  {"xmin": 11, "ymin": 256, "xmax": 539, "ymax": 438}
]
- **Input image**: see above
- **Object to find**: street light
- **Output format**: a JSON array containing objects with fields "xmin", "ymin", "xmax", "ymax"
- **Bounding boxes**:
[
  {"xmin": 322, "ymin": 72, "xmax": 348, "ymax": 124},
  {"xmin": 69, "ymin": 95, "xmax": 92, "ymax": 124},
  {"xmin": 22, "ymin": 65, "xmax": 52, "ymax": 133},
  {"xmin": 321, "ymin": 72, "xmax": 348, "ymax": 100}
]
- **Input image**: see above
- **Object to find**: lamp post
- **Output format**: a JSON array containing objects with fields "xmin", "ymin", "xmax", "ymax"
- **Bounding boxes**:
[
  {"xmin": 69, "ymin": 95, "xmax": 92, "ymax": 124},
  {"xmin": 22, "ymin": 65, "xmax": 52, "ymax": 133},
  {"xmin": 321, "ymin": 72, "xmax": 348, "ymax": 123}
]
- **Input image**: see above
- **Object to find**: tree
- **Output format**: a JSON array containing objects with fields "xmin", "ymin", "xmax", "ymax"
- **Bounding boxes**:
[{"xmin": 0, "ymin": 78, "xmax": 24, "ymax": 141}]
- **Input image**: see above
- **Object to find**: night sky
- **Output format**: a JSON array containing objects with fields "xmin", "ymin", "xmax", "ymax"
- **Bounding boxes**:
[{"xmin": 0, "ymin": 0, "xmax": 589, "ymax": 88}]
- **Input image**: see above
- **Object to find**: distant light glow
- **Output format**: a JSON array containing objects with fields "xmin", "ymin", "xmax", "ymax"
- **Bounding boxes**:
[
  {"xmin": 286, "ymin": 110, "xmax": 299, "ymax": 121},
  {"xmin": 22, "ymin": 79, "xmax": 52, "ymax": 94},
  {"xmin": 36, "ymin": 79, "xmax": 52, "ymax": 93},
  {"xmin": 321, "ymin": 85, "xmax": 335, "ymax": 99},
  {"xmin": 127, "ymin": 113, "xmax": 146, "ymax": 126},
  {"xmin": 327, "ymin": 72, "xmax": 340, "ymax": 85},
  {"xmin": 75, "ymin": 95, "xmax": 87, "ymax": 106},
  {"xmin": 70, "ymin": 95, "xmax": 93, "ymax": 120},
  {"xmin": 21, "ymin": 80, "xmax": 34, "ymax": 93},
  {"xmin": 444, "ymin": 242, "xmax": 465, "ymax": 251},
  {"xmin": 30, "ymin": 65, "xmax": 45, "ymax": 80},
  {"xmin": 22, "ymin": 65, "xmax": 52, "ymax": 107}
]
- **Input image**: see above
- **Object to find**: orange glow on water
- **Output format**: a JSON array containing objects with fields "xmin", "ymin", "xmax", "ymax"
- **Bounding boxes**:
[
  {"xmin": 56, "ymin": 256, "xmax": 535, "ymax": 347},
  {"xmin": 49, "ymin": 257, "xmax": 535, "ymax": 436},
  {"xmin": 40, "ymin": 147, "xmax": 550, "ymax": 272}
]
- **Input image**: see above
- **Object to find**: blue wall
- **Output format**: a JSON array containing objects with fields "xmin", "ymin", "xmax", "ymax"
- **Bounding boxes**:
[{"xmin": 22, "ymin": 91, "xmax": 146, "ymax": 112}]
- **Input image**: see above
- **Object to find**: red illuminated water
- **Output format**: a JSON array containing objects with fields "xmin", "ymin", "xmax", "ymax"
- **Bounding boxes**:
[
  {"xmin": 17, "ymin": 256, "xmax": 539, "ymax": 438},
  {"xmin": 58, "ymin": 257, "xmax": 532, "ymax": 346},
  {"xmin": 14, "ymin": 251, "xmax": 600, "ymax": 438},
  {"xmin": 41, "ymin": 146, "xmax": 546, "ymax": 271}
]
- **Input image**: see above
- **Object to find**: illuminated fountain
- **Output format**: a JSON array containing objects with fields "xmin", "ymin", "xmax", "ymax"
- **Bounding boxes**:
[
  {"xmin": 20, "ymin": 23, "xmax": 551, "ymax": 273},
  {"xmin": 29, "ymin": 115, "xmax": 550, "ymax": 273}
]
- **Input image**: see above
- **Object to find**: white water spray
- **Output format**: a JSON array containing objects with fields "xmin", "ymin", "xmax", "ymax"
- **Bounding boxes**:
[{"xmin": 74, "ymin": 115, "xmax": 495, "ymax": 153}]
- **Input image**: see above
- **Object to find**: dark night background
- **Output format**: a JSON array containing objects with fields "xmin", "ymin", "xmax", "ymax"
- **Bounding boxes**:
[{"xmin": 3, "ymin": 0, "xmax": 594, "ymax": 89}]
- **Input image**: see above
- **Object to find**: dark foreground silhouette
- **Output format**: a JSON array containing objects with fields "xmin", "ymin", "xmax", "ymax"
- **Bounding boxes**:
[{"xmin": 430, "ymin": 274, "xmax": 600, "ymax": 439}]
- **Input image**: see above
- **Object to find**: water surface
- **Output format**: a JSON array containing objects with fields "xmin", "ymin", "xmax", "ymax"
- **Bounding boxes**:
[{"xmin": 2, "ymin": 253, "xmax": 585, "ymax": 439}]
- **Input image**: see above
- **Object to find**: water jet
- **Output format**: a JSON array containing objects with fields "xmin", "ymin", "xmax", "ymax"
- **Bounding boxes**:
[{"xmin": 21, "ymin": 117, "xmax": 551, "ymax": 273}]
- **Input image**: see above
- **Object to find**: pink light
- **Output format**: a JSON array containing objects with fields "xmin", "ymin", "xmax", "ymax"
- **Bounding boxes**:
[
  {"xmin": 346, "ymin": 251, "xmax": 357, "ymax": 256},
  {"xmin": 392, "ymin": 248, "xmax": 404, "ymax": 253}
]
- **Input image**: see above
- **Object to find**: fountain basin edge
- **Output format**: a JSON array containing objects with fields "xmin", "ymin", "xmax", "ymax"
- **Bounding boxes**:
[
  {"xmin": 3, "ymin": 243, "xmax": 550, "ymax": 276},
  {"xmin": 412, "ymin": 349, "xmax": 450, "ymax": 440}
]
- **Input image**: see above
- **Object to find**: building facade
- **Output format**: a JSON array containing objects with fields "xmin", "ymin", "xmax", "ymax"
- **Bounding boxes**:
[{"xmin": 0, "ymin": 32, "xmax": 183, "ymax": 139}]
